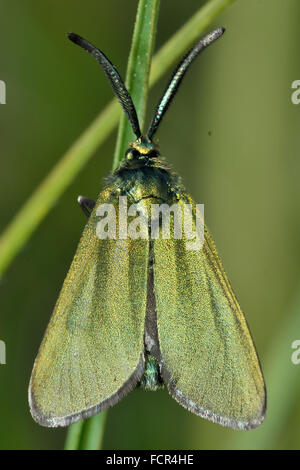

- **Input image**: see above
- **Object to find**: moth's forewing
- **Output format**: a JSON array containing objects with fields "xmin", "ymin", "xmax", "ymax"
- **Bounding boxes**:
[
  {"xmin": 153, "ymin": 196, "xmax": 266, "ymax": 430},
  {"xmin": 29, "ymin": 188, "xmax": 148, "ymax": 427}
]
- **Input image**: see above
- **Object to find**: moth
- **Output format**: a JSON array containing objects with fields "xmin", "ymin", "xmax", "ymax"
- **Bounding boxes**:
[{"xmin": 29, "ymin": 27, "xmax": 266, "ymax": 429}]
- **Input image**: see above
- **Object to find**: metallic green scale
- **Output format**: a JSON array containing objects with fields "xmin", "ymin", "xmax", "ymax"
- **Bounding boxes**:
[{"xmin": 140, "ymin": 355, "xmax": 163, "ymax": 391}]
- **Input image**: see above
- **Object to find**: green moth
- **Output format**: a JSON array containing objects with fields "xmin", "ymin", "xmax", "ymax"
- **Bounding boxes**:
[{"xmin": 29, "ymin": 28, "xmax": 266, "ymax": 429}]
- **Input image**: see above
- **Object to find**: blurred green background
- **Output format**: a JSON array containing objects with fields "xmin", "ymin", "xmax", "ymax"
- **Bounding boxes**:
[{"xmin": 1, "ymin": 0, "xmax": 300, "ymax": 450}]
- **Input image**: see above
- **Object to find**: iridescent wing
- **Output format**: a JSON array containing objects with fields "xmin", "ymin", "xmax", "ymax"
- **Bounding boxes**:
[
  {"xmin": 153, "ymin": 197, "xmax": 266, "ymax": 429},
  {"xmin": 29, "ymin": 189, "xmax": 148, "ymax": 427}
]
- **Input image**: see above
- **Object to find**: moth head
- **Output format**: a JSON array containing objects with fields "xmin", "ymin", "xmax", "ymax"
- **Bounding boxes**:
[{"xmin": 125, "ymin": 136, "xmax": 160, "ymax": 164}]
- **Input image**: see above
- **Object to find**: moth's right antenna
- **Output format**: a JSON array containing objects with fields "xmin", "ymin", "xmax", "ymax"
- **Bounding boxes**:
[{"xmin": 147, "ymin": 28, "xmax": 225, "ymax": 140}]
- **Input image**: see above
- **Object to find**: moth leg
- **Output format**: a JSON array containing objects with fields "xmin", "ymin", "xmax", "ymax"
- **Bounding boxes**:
[{"xmin": 77, "ymin": 195, "xmax": 96, "ymax": 218}]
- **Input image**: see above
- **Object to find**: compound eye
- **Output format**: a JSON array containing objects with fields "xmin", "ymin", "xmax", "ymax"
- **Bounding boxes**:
[{"xmin": 126, "ymin": 148, "xmax": 139, "ymax": 160}]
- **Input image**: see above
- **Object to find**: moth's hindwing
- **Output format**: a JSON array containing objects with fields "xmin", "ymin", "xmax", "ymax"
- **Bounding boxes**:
[
  {"xmin": 29, "ymin": 189, "xmax": 148, "ymax": 427},
  {"xmin": 153, "ymin": 197, "xmax": 266, "ymax": 430}
]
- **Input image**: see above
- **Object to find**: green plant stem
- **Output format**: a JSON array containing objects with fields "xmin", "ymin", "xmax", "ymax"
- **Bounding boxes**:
[
  {"xmin": 0, "ymin": 100, "xmax": 119, "ymax": 276},
  {"xmin": 150, "ymin": 0, "xmax": 235, "ymax": 85},
  {"xmin": 0, "ymin": 0, "xmax": 236, "ymax": 279},
  {"xmin": 64, "ymin": 411, "xmax": 108, "ymax": 450},
  {"xmin": 113, "ymin": 0, "xmax": 160, "ymax": 167},
  {"xmin": 64, "ymin": 0, "xmax": 160, "ymax": 450},
  {"xmin": 79, "ymin": 411, "xmax": 108, "ymax": 450},
  {"xmin": 64, "ymin": 420, "xmax": 83, "ymax": 450}
]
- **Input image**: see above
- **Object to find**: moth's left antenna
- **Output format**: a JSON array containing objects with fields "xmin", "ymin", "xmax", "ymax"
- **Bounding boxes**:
[{"xmin": 68, "ymin": 33, "xmax": 141, "ymax": 139}]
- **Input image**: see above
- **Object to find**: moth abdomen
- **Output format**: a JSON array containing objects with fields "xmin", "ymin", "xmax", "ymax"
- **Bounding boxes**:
[{"xmin": 139, "ymin": 354, "xmax": 163, "ymax": 391}]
